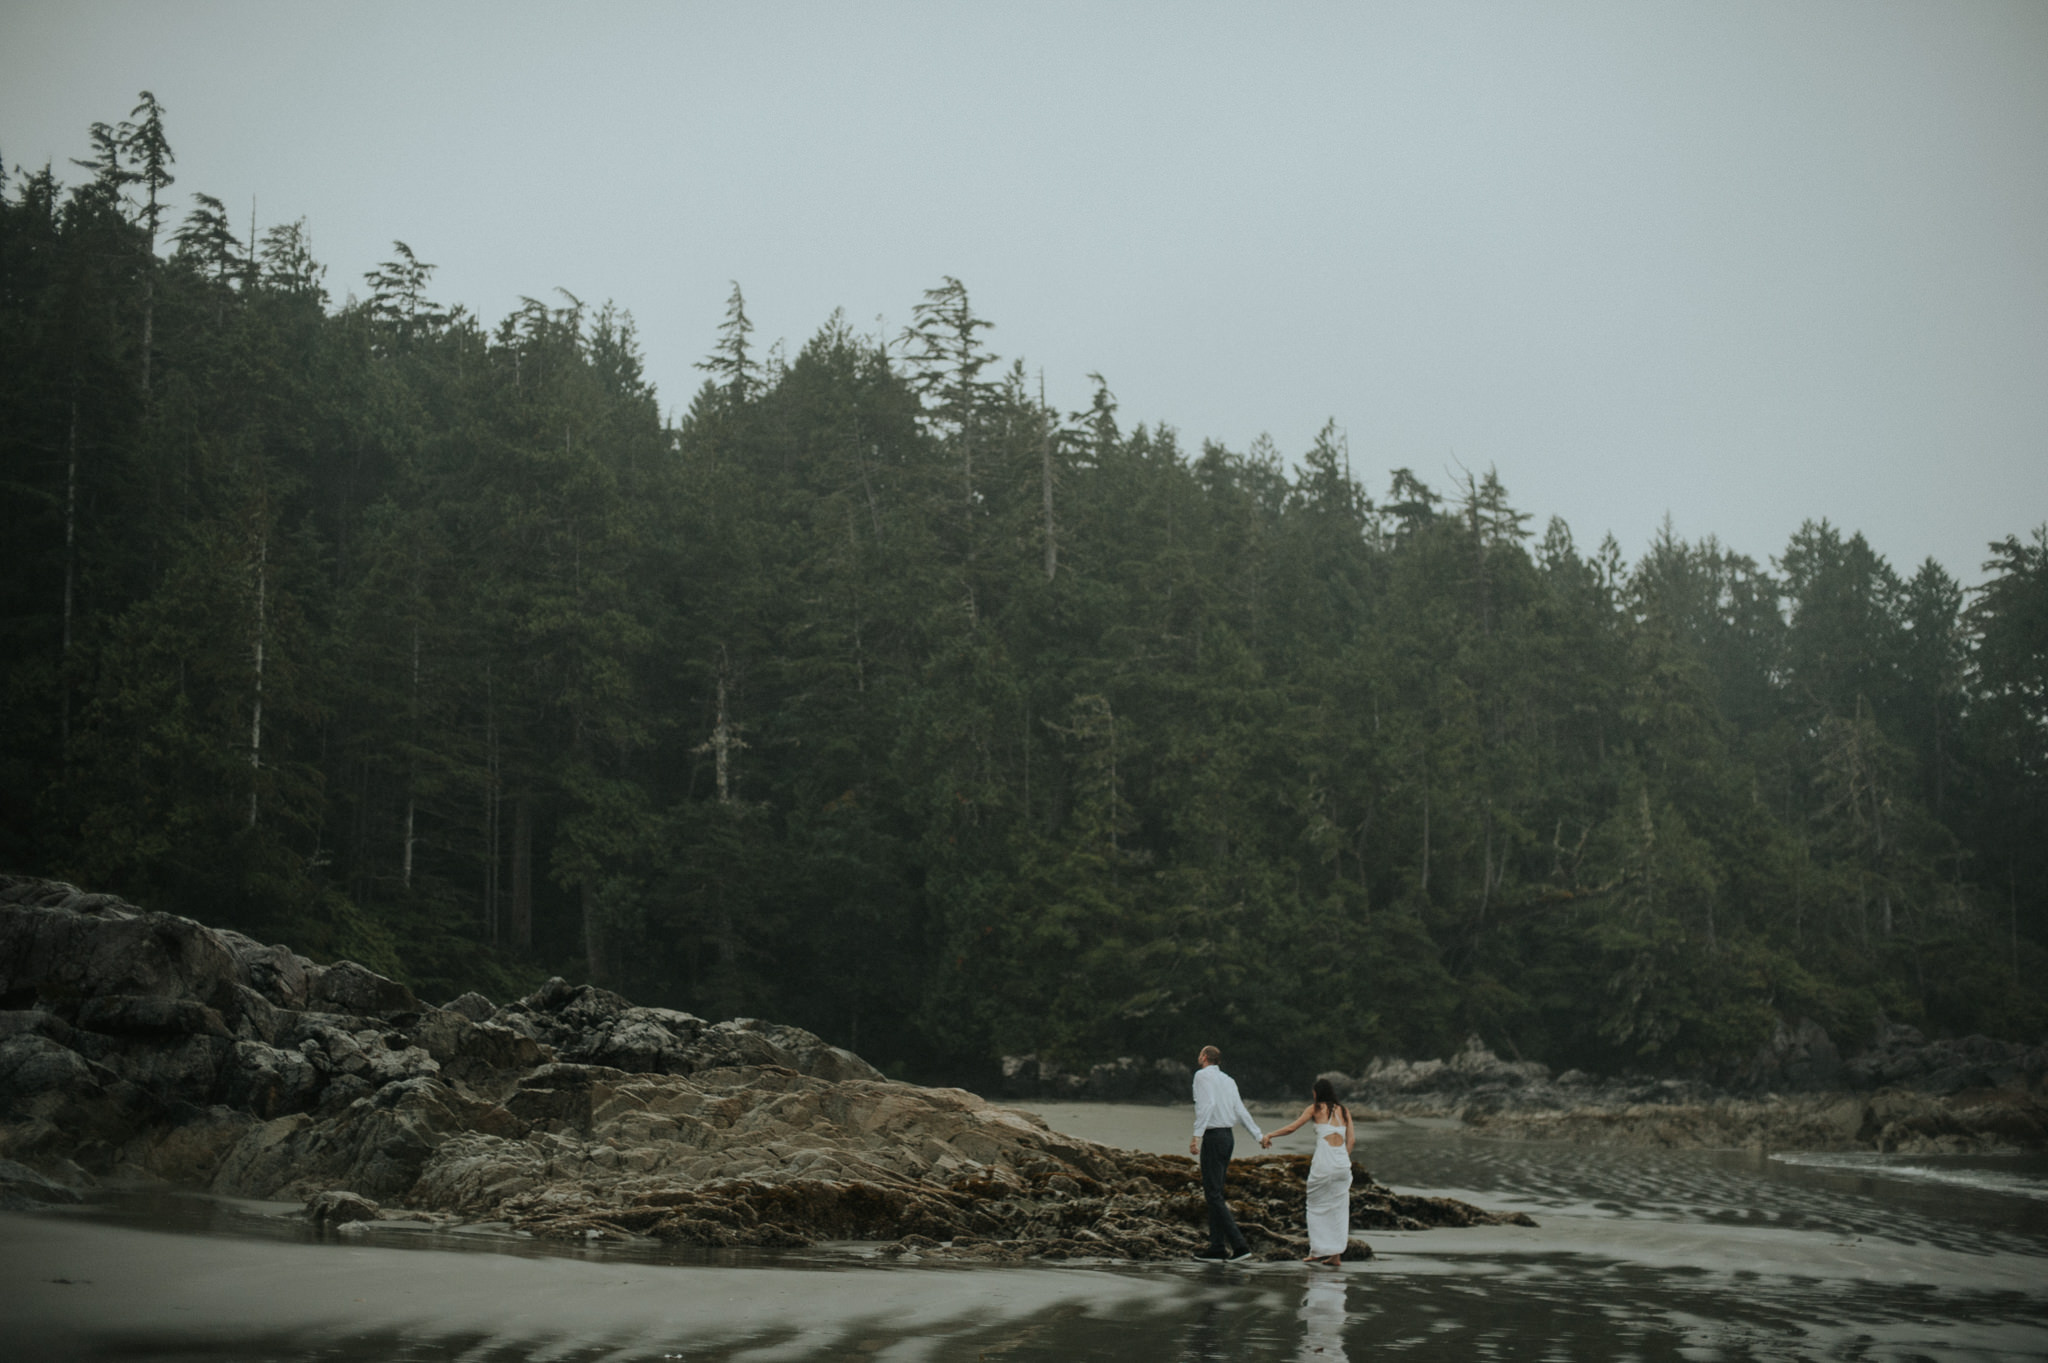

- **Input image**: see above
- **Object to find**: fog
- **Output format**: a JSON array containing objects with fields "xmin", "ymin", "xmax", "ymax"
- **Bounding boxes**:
[{"xmin": 7, "ymin": 1, "xmax": 2044, "ymax": 576}]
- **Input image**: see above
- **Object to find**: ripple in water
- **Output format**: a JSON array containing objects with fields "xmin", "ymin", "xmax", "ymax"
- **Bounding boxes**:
[
  {"xmin": 1362, "ymin": 1127, "xmax": 2048, "ymax": 1254},
  {"xmin": 1770, "ymin": 1151, "xmax": 2048, "ymax": 1203}
]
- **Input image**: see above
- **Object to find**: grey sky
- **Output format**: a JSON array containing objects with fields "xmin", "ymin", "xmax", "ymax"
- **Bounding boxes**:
[{"xmin": 5, "ymin": 1, "xmax": 2044, "ymax": 583}]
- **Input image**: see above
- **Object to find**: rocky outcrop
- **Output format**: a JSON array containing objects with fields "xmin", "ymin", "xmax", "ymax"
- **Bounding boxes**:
[
  {"xmin": 1322, "ymin": 1029, "xmax": 2048, "ymax": 1154},
  {"xmin": 1733, "ymin": 1015, "xmax": 1846, "ymax": 1091},
  {"xmin": 477, "ymin": 1147, "xmax": 1532, "ymax": 1262},
  {"xmin": 0, "ymin": 1156, "xmax": 80, "ymax": 1211},
  {"xmin": 0, "ymin": 876, "xmax": 1529, "ymax": 1260},
  {"xmin": 489, "ymin": 976, "xmax": 882, "ymax": 1085},
  {"xmin": 999, "ymin": 1053, "xmax": 1195, "ymax": 1103},
  {"xmin": 1320, "ymin": 1035, "xmax": 1718, "ymax": 1118},
  {"xmin": 1840, "ymin": 1021, "xmax": 2047, "ymax": 1096}
]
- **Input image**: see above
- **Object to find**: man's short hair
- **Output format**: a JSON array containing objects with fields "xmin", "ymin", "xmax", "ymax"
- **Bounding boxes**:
[{"xmin": 1199, "ymin": 1045, "xmax": 1221, "ymax": 1066}]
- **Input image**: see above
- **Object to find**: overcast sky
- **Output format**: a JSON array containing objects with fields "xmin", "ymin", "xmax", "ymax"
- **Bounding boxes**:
[{"xmin": 5, "ymin": 1, "xmax": 2044, "ymax": 582}]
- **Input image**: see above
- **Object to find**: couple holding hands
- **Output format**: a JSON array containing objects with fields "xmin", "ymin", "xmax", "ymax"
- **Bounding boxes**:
[{"xmin": 1188, "ymin": 1045, "xmax": 1355, "ymax": 1266}]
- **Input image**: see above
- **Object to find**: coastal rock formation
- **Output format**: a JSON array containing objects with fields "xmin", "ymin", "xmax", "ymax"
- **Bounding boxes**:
[
  {"xmin": 999, "ymin": 1052, "xmax": 1195, "ymax": 1104},
  {"xmin": 1736, "ymin": 1015, "xmax": 1846, "ymax": 1091},
  {"xmin": 1840, "ymin": 1021, "xmax": 2048, "ymax": 1096},
  {"xmin": 1321, "ymin": 1036, "xmax": 1717, "ymax": 1119},
  {"xmin": 0, "ymin": 876, "xmax": 1530, "ymax": 1259},
  {"xmin": 1321, "ymin": 1032, "xmax": 2048, "ymax": 1154}
]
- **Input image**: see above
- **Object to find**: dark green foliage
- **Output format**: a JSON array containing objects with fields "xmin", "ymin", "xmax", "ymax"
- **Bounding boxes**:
[{"xmin": 2, "ymin": 101, "xmax": 2043, "ymax": 1078}]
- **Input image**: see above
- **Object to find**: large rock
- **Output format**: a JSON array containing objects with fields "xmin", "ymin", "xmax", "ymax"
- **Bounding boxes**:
[
  {"xmin": 214, "ymin": 931, "xmax": 313, "ymax": 1009},
  {"xmin": 1845, "ymin": 1021, "xmax": 2048, "ymax": 1096},
  {"xmin": 140, "ymin": 1104, "xmax": 258, "ymax": 1184},
  {"xmin": 218, "ymin": 1040, "xmax": 325, "ymax": 1119},
  {"xmin": 0, "ymin": 1156, "xmax": 81, "ymax": 1210},
  {"xmin": 999, "ymin": 1054, "xmax": 1088, "ymax": 1100},
  {"xmin": 308, "ymin": 960, "xmax": 418, "ymax": 1018},
  {"xmin": 997, "ymin": 1052, "xmax": 1194, "ymax": 1103},
  {"xmin": 0, "ymin": 1029, "xmax": 159, "ymax": 1162},
  {"xmin": 0, "ymin": 1031, "xmax": 98, "ymax": 1102},
  {"xmin": 305, "ymin": 1189, "xmax": 380, "ymax": 1226},
  {"xmin": 1085, "ymin": 1056, "xmax": 1194, "ymax": 1103},
  {"xmin": 1319, "ymin": 1025, "xmax": 2048, "ymax": 1154},
  {"xmin": 492, "ymin": 979, "xmax": 881, "ymax": 1084},
  {"xmin": 411, "ymin": 1007, "xmax": 551, "ymax": 1082},
  {"xmin": 441, "ymin": 991, "xmax": 495, "ymax": 1023},
  {"xmin": 0, "ymin": 880, "xmax": 241, "ymax": 1008},
  {"xmin": 1320, "ymin": 1035, "xmax": 1693, "ymax": 1117},
  {"xmin": 1730, "ymin": 1016, "xmax": 1845, "ymax": 1092}
]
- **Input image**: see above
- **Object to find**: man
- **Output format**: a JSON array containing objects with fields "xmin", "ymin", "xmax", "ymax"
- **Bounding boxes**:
[{"xmin": 1189, "ymin": 1043, "xmax": 1261, "ymax": 1261}]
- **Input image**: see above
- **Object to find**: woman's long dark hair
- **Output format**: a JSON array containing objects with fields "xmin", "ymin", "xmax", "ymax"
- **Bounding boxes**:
[{"xmin": 1312, "ymin": 1077, "xmax": 1348, "ymax": 1122}]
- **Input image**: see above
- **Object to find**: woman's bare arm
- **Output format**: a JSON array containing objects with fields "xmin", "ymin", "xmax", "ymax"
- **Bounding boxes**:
[{"xmin": 1262, "ymin": 1104, "xmax": 1315, "ymax": 1144}]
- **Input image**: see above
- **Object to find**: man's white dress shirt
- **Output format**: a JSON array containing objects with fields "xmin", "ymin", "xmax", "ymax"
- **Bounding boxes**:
[{"xmin": 1192, "ymin": 1064, "xmax": 1263, "ymax": 1140}]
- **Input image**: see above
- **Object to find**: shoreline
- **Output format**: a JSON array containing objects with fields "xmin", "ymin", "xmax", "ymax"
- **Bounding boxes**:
[
  {"xmin": 1449, "ymin": 1084, "xmax": 2048, "ymax": 1154},
  {"xmin": 8, "ymin": 1096, "xmax": 2047, "ymax": 1361},
  {"xmin": 7, "ymin": 1138, "xmax": 2044, "ymax": 1362},
  {"xmin": 1023, "ymin": 1088, "xmax": 2048, "ymax": 1157},
  {"xmin": 995, "ymin": 1025, "xmax": 2048, "ymax": 1157}
]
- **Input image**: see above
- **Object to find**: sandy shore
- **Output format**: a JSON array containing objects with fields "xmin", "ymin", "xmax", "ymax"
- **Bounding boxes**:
[
  {"xmin": 6, "ymin": 1178, "xmax": 2038, "ymax": 1361},
  {"xmin": 8, "ymin": 1098, "xmax": 2047, "ymax": 1363}
]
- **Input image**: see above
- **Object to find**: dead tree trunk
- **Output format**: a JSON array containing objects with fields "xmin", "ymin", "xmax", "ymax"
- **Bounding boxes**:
[
  {"xmin": 582, "ymin": 876, "xmax": 606, "ymax": 986},
  {"xmin": 60, "ymin": 399, "xmax": 77, "ymax": 764},
  {"xmin": 696, "ymin": 651, "xmax": 746, "ymax": 804},
  {"xmin": 1040, "ymin": 381, "xmax": 1058, "ymax": 581},
  {"xmin": 511, "ymin": 794, "xmax": 533, "ymax": 950},
  {"xmin": 401, "ymin": 620, "xmax": 419, "ymax": 890},
  {"xmin": 246, "ymin": 520, "xmax": 267, "ymax": 829},
  {"xmin": 483, "ymin": 674, "xmax": 500, "ymax": 945}
]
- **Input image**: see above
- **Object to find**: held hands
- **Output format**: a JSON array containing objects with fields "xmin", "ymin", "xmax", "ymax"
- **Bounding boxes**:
[{"xmin": 1259, "ymin": 1134, "xmax": 1272, "ymax": 1148}]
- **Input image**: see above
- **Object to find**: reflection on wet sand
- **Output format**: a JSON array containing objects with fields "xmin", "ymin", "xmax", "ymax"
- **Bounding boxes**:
[
  {"xmin": 1298, "ymin": 1276, "xmax": 1349, "ymax": 1360},
  {"xmin": 1177, "ymin": 1296, "xmax": 1231, "ymax": 1362}
]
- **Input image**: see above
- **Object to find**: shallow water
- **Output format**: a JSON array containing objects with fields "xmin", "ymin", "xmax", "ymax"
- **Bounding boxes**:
[{"xmin": 4, "ymin": 1103, "xmax": 2046, "ymax": 1361}]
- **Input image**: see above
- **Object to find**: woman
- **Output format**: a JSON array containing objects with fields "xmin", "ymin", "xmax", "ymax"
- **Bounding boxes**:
[{"xmin": 1260, "ymin": 1077, "xmax": 1354, "ymax": 1265}]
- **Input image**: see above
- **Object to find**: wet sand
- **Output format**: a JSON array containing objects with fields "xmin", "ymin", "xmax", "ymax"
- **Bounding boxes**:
[
  {"xmin": 1, "ymin": 1211, "xmax": 1195, "ymax": 1361},
  {"xmin": 1015, "ymin": 1099, "xmax": 2045, "ymax": 1292}
]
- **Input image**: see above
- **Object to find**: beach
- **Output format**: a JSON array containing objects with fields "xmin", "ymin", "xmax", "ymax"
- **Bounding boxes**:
[{"xmin": 7, "ymin": 1103, "xmax": 2046, "ymax": 1360}]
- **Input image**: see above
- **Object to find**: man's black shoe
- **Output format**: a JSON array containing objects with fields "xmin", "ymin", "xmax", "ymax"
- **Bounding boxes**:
[
  {"xmin": 1193, "ymin": 1247, "xmax": 1228, "ymax": 1260},
  {"xmin": 1227, "ymin": 1249, "xmax": 1255, "ymax": 1262}
]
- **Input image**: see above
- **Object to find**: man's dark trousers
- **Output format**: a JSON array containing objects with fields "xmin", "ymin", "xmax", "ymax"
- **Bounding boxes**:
[{"xmin": 1200, "ymin": 1126, "xmax": 1248, "ymax": 1255}]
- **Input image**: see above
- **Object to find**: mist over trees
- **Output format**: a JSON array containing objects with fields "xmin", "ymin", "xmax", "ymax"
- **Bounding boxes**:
[{"xmin": 4, "ymin": 102, "xmax": 2043, "ymax": 1086}]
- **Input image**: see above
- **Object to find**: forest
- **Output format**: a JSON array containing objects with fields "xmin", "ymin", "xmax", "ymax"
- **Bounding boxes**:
[{"xmin": 4, "ymin": 99, "xmax": 2044, "ymax": 1090}]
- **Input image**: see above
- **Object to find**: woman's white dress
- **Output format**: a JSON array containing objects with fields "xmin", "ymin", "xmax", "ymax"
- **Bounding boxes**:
[{"xmin": 1305, "ymin": 1121, "xmax": 1352, "ymax": 1257}]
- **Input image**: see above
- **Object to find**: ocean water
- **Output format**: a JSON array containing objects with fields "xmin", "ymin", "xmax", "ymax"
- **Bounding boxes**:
[
  {"xmin": 1767, "ymin": 1150, "xmax": 2048, "ymax": 1204},
  {"xmin": 3, "ymin": 1103, "xmax": 2045, "ymax": 1361}
]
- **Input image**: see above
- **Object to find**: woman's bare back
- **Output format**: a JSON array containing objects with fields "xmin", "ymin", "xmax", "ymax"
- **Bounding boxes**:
[{"xmin": 1309, "ymin": 1102, "xmax": 1351, "ymax": 1146}]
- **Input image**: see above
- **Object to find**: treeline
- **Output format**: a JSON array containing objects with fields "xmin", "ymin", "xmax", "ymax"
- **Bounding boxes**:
[{"xmin": 3, "ymin": 101, "xmax": 2044, "ymax": 1086}]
